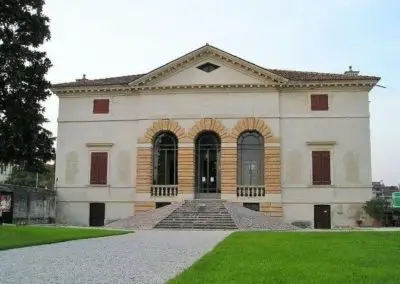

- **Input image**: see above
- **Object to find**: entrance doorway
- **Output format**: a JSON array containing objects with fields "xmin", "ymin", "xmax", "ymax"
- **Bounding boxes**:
[
  {"xmin": 195, "ymin": 131, "xmax": 221, "ymax": 199},
  {"xmin": 314, "ymin": 204, "xmax": 331, "ymax": 229},
  {"xmin": 89, "ymin": 203, "xmax": 105, "ymax": 226}
]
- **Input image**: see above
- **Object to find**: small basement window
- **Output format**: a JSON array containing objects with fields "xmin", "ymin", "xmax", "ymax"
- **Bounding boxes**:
[
  {"xmin": 243, "ymin": 203, "xmax": 260, "ymax": 212},
  {"xmin": 197, "ymin": 62, "xmax": 220, "ymax": 73},
  {"xmin": 156, "ymin": 202, "xmax": 171, "ymax": 209}
]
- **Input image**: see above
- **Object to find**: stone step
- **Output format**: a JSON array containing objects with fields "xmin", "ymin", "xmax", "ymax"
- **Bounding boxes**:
[
  {"xmin": 156, "ymin": 223, "xmax": 235, "ymax": 228},
  {"xmin": 155, "ymin": 199, "xmax": 237, "ymax": 230},
  {"xmin": 158, "ymin": 218, "xmax": 233, "ymax": 221},
  {"xmin": 159, "ymin": 220, "xmax": 236, "ymax": 224},
  {"xmin": 157, "ymin": 227, "xmax": 236, "ymax": 230}
]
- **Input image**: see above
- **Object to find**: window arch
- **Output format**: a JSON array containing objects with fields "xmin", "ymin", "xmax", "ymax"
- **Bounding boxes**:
[
  {"xmin": 152, "ymin": 131, "xmax": 178, "ymax": 185},
  {"xmin": 237, "ymin": 131, "xmax": 264, "ymax": 185}
]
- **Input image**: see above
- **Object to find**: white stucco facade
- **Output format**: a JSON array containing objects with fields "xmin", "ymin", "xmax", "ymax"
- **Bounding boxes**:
[{"xmin": 52, "ymin": 45, "xmax": 379, "ymax": 227}]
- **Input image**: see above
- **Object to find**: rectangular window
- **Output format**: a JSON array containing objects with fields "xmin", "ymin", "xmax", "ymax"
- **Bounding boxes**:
[
  {"xmin": 156, "ymin": 202, "xmax": 171, "ymax": 209},
  {"xmin": 243, "ymin": 203, "xmax": 260, "ymax": 212},
  {"xmin": 93, "ymin": 99, "xmax": 109, "ymax": 114},
  {"xmin": 311, "ymin": 94, "xmax": 329, "ymax": 111},
  {"xmin": 312, "ymin": 151, "xmax": 331, "ymax": 185},
  {"xmin": 90, "ymin": 152, "xmax": 108, "ymax": 185}
]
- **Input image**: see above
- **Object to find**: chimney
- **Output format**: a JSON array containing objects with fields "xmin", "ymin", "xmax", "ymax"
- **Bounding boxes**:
[
  {"xmin": 344, "ymin": 66, "xmax": 359, "ymax": 76},
  {"xmin": 76, "ymin": 74, "xmax": 88, "ymax": 82}
]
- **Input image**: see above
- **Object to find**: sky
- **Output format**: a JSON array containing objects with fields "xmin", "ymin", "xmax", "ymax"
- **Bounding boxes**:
[{"xmin": 42, "ymin": 0, "xmax": 400, "ymax": 185}]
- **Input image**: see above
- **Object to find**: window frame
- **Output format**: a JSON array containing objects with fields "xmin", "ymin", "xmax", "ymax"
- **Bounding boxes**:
[
  {"xmin": 311, "ymin": 150, "xmax": 331, "ymax": 185},
  {"xmin": 237, "ymin": 131, "xmax": 264, "ymax": 186},
  {"xmin": 89, "ymin": 151, "xmax": 109, "ymax": 185},
  {"xmin": 86, "ymin": 143, "xmax": 113, "ymax": 187},
  {"xmin": 152, "ymin": 131, "xmax": 178, "ymax": 186}
]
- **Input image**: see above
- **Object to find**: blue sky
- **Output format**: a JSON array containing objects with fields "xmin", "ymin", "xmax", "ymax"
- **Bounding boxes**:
[{"xmin": 42, "ymin": 0, "xmax": 400, "ymax": 184}]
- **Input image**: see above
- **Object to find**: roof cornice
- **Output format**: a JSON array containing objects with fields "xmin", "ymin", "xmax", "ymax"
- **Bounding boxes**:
[{"xmin": 51, "ymin": 80, "xmax": 379, "ymax": 96}]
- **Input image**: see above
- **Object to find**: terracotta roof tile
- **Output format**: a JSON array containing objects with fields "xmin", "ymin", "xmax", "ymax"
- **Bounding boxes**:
[
  {"xmin": 51, "ymin": 74, "xmax": 145, "ymax": 88},
  {"xmin": 51, "ymin": 69, "xmax": 380, "ymax": 89},
  {"xmin": 265, "ymin": 68, "xmax": 380, "ymax": 82}
]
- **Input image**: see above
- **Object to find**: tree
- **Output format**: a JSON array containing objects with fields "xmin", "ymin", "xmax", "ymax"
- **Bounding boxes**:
[
  {"xmin": 363, "ymin": 197, "xmax": 389, "ymax": 225},
  {"xmin": 0, "ymin": 0, "xmax": 55, "ymax": 172},
  {"xmin": 4, "ymin": 163, "xmax": 55, "ymax": 189}
]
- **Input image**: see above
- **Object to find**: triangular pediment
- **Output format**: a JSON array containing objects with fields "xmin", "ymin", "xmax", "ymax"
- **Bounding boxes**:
[{"xmin": 128, "ymin": 44, "xmax": 288, "ymax": 87}]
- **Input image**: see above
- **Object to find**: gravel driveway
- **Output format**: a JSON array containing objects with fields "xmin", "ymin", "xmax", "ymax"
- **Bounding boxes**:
[{"xmin": 0, "ymin": 230, "xmax": 231, "ymax": 284}]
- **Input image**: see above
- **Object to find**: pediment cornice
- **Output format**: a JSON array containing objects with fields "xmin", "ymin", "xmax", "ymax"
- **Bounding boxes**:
[{"xmin": 127, "ymin": 45, "xmax": 289, "ymax": 87}]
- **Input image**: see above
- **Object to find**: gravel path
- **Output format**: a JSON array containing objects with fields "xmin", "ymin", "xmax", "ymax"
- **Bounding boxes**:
[
  {"xmin": 225, "ymin": 203, "xmax": 299, "ymax": 231},
  {"xmin": 0, "ymin": 230, "xmax": 231, "ymax": 284}
]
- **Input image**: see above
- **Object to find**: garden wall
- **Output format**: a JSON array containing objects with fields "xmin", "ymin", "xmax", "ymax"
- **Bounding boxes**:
[{"xmin": 0, "ymin": 184, "xmax": 56, "ymax": 224}]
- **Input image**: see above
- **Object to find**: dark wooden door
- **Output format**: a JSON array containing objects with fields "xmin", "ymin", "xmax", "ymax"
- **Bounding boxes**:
[
  {"xmin": 314, "ymin": 205, "xmax": 331, "ymax": 229},
  {"xmin": 89, "ymin": 203, "xmax": 105, "ymax": 227}
]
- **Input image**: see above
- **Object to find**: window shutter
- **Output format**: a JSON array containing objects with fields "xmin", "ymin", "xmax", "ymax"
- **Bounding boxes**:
[
  {"xmin": 93, "ymin": 99, "xmax": 110, "ymax": 114},
  {"xmin": 90, "ymin": 152, "xmax": 108, "ymax": 185},
  {"xmin": 321, "ymin": 151, "xmax": 331, "ymax": 185},
  {"xmin": 311, "ymin": 94, "xmax": 328, "ymax": 111},
  {"xmin": 311, "ymin": 95, "xmax": 319, "ymax": 111},
  {"xmin": 312, "ymin": 152, "xmax": 322, "ymax": 185},
  {"xmin": 312, "ymin": 151, "xmax": 331, "ymax": 185},
  {"xmin": 98, "ymin": 152, "xmax": 108, "ymax": 185},
  {"xmin": 90, "ymin": 153, "xmax": 99, "ymax": 184},
  {"xmin": 319, "ymin": 95, "xmax": 329, "ymax": 110}
]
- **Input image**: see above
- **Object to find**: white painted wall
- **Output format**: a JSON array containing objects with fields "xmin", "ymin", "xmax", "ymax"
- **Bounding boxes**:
[
  {"xmin": 280, "ymin": 88, "xmax": 373, "ymax": 227},
  {"xmin": 154, "ymin": 59, "xmax": 267, "ymax": 86},
  {"xmin": 55, "ymin": 67, "xmax": 373, "ymax": 227}
]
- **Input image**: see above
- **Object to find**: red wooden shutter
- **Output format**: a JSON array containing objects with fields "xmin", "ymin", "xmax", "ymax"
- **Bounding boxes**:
[
  {"xmin": 321, "ymin": 151, "xmax": 331, "ymax": 185},
  {"xmin": 312, "ymin": 151, "xmax": 322, "ymax": 185},
  {"xmin": 311, "ymin": 94, "xmax": 328, "ymax": 111},
  {"xmin": 90, "ymin": 153, "xmax": 99, "ymax": 184},
  {"xmin": 97, "ymin": 152, "xmax": 108, "ymax": 185},
  {"xmin": 319, "ymin": 95, "xmax": 328, "ymax": 110},
  {"xmin": 311, "ymin": 95, "xmax": 319, "ymax": 111},
  {"xmin": 312, "ymin": 151, "xmax": 331, "ymax": 185},
  {"xmin": 90, "ymin": 152, "xmax": 108, "ymax": 185},
  {"xmin": 93, "ymin": 99, "xmax": 110, "ymax": 114}
]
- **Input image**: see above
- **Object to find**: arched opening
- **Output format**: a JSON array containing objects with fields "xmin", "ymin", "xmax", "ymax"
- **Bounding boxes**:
[
  {"xmin": 237, "ymin": 131, "xmax": 264, "ymax": 186},
  {"xmin": 195, "ymin": 131, "xmax": 221, "ymax": 199},
  {"xmin": 152, "ymin": 131, "xmax": 178, "ymax": 186}
]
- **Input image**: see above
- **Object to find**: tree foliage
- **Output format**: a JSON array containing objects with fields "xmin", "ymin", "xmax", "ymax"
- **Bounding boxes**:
[
  {"xmin": 363, "ymin": 197, "xmax": 389, "ymax": 221},
  {"xmin": 0, "ymin": 0, "xmax": 55, "ymax": 171},
  {"xmin": 4, "ymin": 163, "xmax": 55, "ymax": 189}
]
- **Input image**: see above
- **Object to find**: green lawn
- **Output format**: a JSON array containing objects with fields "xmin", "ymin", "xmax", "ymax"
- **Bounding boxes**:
[
  {"xmin": 170, "ymin": 231, "xmax": 400, "ymax": 284},
  {"xmin": 0, "ymin": 226, "xmax": 131, "ymax": 250}
]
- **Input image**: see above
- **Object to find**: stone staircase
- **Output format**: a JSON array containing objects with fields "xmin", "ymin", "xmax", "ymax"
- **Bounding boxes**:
[{"xmin": 154, "ymin": 199, "xmax": 237, "ymax": 230}]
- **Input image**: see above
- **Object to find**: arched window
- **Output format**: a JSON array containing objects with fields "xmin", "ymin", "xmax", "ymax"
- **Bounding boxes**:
[
  {"xmin": 237, "ymin": 131, "xmax": 264, "ymax": 185},
  {"xmin": 152, "ymin": 132, "xmax": 178, "ymax": 185}
]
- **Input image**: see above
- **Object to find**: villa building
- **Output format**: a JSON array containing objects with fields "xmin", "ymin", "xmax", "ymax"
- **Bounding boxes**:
[{"xmin": 51, "ymin": 44, "xmax": 380, "ymax": 228}]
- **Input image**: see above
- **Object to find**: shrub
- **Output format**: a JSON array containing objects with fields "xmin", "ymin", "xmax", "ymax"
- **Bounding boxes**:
[{"xmin": 363, "ymin": 197, "xmax": 389, "ymax": 222}]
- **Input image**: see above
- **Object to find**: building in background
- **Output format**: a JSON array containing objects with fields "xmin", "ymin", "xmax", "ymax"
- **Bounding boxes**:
[{"xmin": 372, "ymin": 181, "xmax": 400, "ymax": 207}]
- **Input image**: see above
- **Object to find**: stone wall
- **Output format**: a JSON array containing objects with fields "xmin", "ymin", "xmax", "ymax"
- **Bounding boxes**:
[{"xmin": 0, "ymin": 184, "xmax": 56, "ymax": 224}]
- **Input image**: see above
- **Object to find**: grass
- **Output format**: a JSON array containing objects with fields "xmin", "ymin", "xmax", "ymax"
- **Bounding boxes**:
[
  {"xmin": 170, "ymin": 231, "xmax": 400, "ymax": 284},
  {"xmin": 0, "ymin": 226, "xmax": 131, "ymax": 250}
]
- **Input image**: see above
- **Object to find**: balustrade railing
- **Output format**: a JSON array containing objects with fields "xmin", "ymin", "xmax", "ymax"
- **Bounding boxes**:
[
  {"xmin": 236, "ymin": 185, "xmax": 265, "ymax": 197},
  {"xmin": 151, "ymin": 185, "xmax": 179, "ymax": 197}
]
